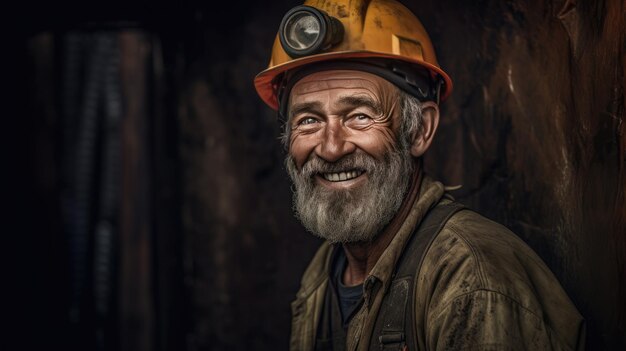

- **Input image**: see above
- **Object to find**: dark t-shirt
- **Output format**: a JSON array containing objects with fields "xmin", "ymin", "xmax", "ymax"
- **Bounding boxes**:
[
  {"xmin": 333, "ymin": 249, "xmax": 364, "ymax": 326},
  {"xmin": 315, "ymin": 247, "xmax": 366, "ymax": 351}
]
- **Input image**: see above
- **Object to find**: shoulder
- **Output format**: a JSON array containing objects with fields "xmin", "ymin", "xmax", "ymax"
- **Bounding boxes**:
[
  {"xmin": 415, "ymin": 208, "xmax": 585, "ymax": 349},
  {"xmin": 420, "ymin": 208, "xmax": 556, "ymax": 311}
]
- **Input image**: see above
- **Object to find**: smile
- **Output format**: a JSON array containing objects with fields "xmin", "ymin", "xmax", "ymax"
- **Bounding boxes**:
[{"xmin": 321, "ymin": 170, "xmax": 365, "ymax": 182}]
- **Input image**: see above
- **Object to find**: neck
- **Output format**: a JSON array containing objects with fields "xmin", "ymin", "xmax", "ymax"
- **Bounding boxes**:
[{"xmin": 341, "ymin": 162, "xmax": 423, "ymax": 286}]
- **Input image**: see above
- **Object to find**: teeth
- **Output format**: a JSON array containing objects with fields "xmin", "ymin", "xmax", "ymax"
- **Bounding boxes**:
[{"xmin": 322, "ymin": 170, "xmax": 363, "ymax": 182}]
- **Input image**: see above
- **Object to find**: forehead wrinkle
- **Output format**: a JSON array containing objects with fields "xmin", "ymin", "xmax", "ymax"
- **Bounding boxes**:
[
  {"xmin": 292, "ymin": 86, "xmax": 380, "ymax": 100},
  {"xmin": 292, "ymin": 77, "xmax": 384, "ymax": 95},
  {"xmin": 289, "ymin": 72, "xmax": 399, "ymax": 124},
  {"xmin": 336, "ymin": 94, "xmax": 382, "ymax": 115}
]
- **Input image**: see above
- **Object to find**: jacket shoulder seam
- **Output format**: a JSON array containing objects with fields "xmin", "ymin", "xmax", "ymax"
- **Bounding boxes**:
[{"xmin": 444, "ymin": 219, "xmax": 488, "ymax": 288}]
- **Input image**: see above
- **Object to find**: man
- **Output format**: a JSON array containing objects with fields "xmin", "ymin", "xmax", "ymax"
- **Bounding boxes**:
[{"xmin": 254, "ymin": 1, "xmax": 585, "ymax": 350}]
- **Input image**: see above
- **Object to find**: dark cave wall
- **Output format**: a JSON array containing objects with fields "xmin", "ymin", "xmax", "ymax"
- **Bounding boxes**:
[{"xmin": 414, "ymin": 0, "xmax": 625, "ymax": 348}]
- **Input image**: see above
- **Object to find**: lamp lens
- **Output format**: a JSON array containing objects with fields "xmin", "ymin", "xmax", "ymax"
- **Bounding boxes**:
[{"xmin": 284, "ymin": 11, "xmax": 321, "ymax": 50}]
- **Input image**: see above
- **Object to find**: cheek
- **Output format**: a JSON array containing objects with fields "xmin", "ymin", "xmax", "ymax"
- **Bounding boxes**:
[{"xmin": 289, "ymin": 132, "xmax": 319, "ymax": 168}]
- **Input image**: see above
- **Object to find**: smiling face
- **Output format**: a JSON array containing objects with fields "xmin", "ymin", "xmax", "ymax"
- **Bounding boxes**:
[
  {"xmin": 287, "ymin": 70, "xmax": 402, "ymax": 174},
  {"xmin": 284, "ymin": 70, "xmax": 416, "ymax": 243}
]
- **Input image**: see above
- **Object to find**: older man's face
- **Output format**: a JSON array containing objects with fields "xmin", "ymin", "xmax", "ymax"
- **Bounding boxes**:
[
  {"xmin": 285, "ymin": 70, "xmax": 415, "ymax": 243},
  {"xmin": 288, "ymin": 70, "xmax": 401, "ymax": 176}
]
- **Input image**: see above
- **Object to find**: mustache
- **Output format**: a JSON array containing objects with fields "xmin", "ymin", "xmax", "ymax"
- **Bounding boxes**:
[{"xmin": 299, "ymin": 151, "xmax": 380, "ymax": 178}]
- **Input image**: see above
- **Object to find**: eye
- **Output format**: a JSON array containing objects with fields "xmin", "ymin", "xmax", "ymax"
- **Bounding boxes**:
[
  {"xmin": 350, "ymin": 113, "xmax": 373, "ymax": 123},
  {"xmin": 354, "ymin": 114, "xmax": 371, "ymax": 121},
  {"xmin": 346, "ymin": 113, "xmax": 374, "ymax": 129},
  {"xmin": 298, "ymin": 117, "xmax": 319, "ymax": 125}
]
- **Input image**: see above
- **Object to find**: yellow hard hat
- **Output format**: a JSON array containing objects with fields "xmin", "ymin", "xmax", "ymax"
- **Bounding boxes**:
[{"xmin": 254, "ymin": 0, "xmax": 453, "ymax": 112}]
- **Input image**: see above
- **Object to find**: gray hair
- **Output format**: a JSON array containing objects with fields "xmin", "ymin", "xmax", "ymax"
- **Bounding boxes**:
[
  {"xmin": 280, "ymin": 90, "xmax": 424, "ymax": 149},
  {"xmin": 397, "ymin": 90, "xmax": 424, "ymax": 151}
]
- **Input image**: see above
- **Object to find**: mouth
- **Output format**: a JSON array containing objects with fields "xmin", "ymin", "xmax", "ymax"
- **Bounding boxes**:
[{"xmin": 319, "ymin": 169, "xmax": 365, "ymax": 182}]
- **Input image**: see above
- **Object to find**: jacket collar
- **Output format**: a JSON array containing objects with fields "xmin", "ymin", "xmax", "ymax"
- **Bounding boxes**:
[{"xmin": 364, "ymin": 174, "xmax": 445, "ymax": 304}]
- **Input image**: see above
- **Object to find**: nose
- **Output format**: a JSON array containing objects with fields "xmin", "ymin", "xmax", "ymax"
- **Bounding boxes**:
[{"xmin": 315, "ymin": 118, "xmax": 356, "ymax": 162}]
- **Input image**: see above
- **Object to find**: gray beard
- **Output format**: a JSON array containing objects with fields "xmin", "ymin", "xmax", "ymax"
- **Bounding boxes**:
[{"xmin": 285, "ymin": 147, "xmax": 414, "ymax": 244}]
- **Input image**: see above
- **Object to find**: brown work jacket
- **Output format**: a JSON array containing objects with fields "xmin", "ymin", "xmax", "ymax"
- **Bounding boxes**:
[{"xmin": 289, "ymin": 176, "xmax": 585, "ymax": 350}]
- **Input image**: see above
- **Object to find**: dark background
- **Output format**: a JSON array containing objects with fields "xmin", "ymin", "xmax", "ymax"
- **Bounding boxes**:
[{"xmin": 9, "ymin": 0, "xmax": 625, "ymax": 350}]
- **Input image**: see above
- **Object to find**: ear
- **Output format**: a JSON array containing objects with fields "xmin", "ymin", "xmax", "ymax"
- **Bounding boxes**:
[{"xmin": 410, "ymin": 101, "xmax": 440, "ymax": 157}]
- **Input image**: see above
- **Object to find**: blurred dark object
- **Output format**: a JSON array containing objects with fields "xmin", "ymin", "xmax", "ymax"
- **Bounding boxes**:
[
  {"xmin": 17, "ymin": 30, "xmax": 179, "ymax": 351},
  {"xmin": 62, "ymin": 33, "xmax": 123, "ymax": 350},
  {"xmin": 12, "ymin": 0, "xmax": 625, "ymax": 350}
]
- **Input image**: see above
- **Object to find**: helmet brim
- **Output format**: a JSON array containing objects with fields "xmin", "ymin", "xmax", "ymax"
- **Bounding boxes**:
[{"xmin": 254, "ymin": 50, "xmax": 453, "ymax": 110}]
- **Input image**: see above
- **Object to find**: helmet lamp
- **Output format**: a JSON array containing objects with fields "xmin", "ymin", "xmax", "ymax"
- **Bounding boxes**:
[{"xmin": 279, "ymin": 6, "xmax": 344, "ymax": 58}]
